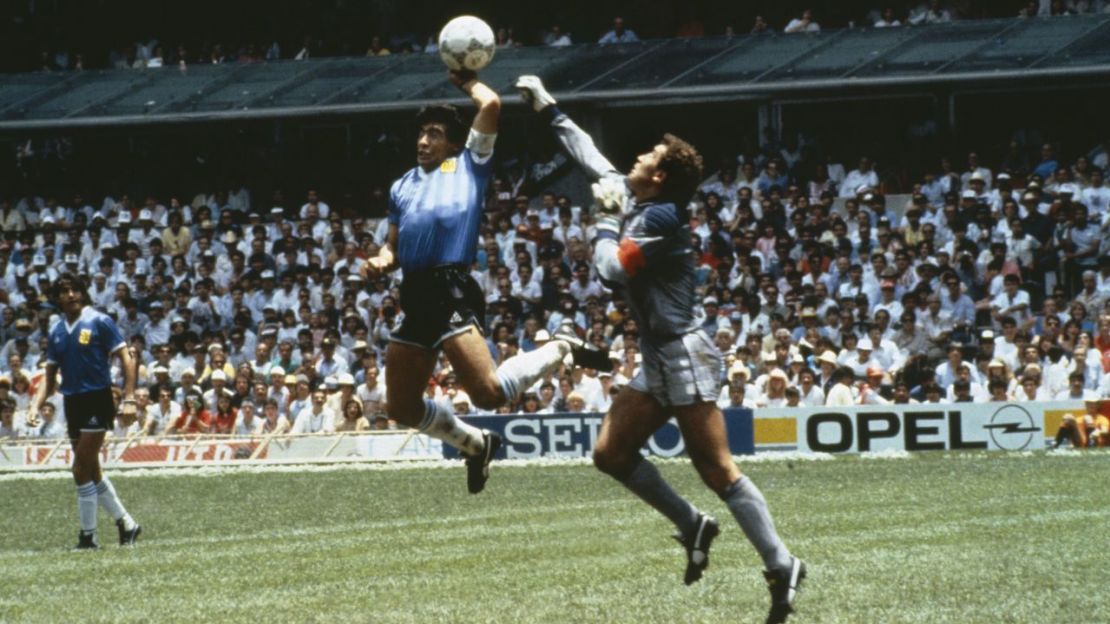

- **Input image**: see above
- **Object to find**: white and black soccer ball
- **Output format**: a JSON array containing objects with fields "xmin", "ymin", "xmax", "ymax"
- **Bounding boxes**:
[{"xmin": 438, "ymin": 15, "xmax": 495, "ymax": 71}]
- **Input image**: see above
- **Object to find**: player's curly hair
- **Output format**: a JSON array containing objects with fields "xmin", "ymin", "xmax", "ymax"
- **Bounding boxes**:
[
  {"xmin": 656, "ymin": 133, "xmax": 704, "ymax": 205},
  {"xmin": 416, "ymin": 104, "xmax": 469, "ymax": 146}
]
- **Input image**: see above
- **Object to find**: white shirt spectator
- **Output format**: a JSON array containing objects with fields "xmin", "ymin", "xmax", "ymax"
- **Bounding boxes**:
[
  {"xmin": 826, "ymin": 383, "xmax": 855, "ymax": 406},
  {"xmin": 1081, "ymin": 183, "xmax": 1110, "ymax": 217},
  {"xmin": 292, "ymin": 406, "xmax": 336, "ymax": 434},
  {"xmin": 552, "ymin": 223, "xmax": 584, "ymax": 245},
  {"xmin": 146, "ymin": 400, "xmax": 182, "ymax": 435},
  {"xmin": 784, "ymin": 15, "xmax": 820, "ymax": 33},
  {"xmin": 569, "ymin": 278, "xmax": 605, "ymax": 303},
  {"xmin": 839, "ymin": 167, "xmax": 879, "ymax": 198},
  {"xmin": 799, "ymin": 384, "xmax": 825, "ymax": 407},
  {"xmin": 991, "ymin": 289, "xmax": 1031, "ymax": 327}
]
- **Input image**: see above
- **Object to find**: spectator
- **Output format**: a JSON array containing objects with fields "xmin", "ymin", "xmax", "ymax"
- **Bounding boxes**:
[
  {"xmin": 909, "ymin": 1, "xmax": 953, "ymax": 23},
  {"xmin": 144, "ymin": 387, "xmax": 181, "ymax": 435},
  {"xmin": 839, "ymin": 157, "xmax": 879, "ymax": 198},
  {"xmin": 235, "ymin": 401, "xmax": 263, "ymax": 435},
  {"xmin": 166, "ymin": 394, "xmax": 211, "ymax": 435},
  {"xmin": 291, "ymin": 389, "xmax": 336, "ymax": 434},
  {"xmin": 0, "ymin": 399, "xmax": 19, "ymax": 439},
  {"xmin": 30, "ymin": 401, "xmax": 66, "ymax": 438},
  {"xmin": 599, "ymin": 17, "xmax": 639, "ymax": 44},
  {"xmin": 336, "ymin": 398, "xmax": 370, "ymax": 432},
  {"xmin": 874, "ymin": 8, "xmax": 903, "ymax": 27},
  {"xmin": 825, "ymin": 367, "xmax": 856, "ymax": 405},
  {"xmin": 544, "ymin": 26, "xmax": 572, "ymax": 47},
  {"xmin": 367, "ymin": 36, "xmax": 391, "ymax": 57},
  {"xmin": 784, "ymin": 9, "xmax": 820, "ymax": 33}
]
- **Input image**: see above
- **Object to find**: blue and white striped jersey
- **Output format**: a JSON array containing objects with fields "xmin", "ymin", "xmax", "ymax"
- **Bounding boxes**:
[{"xmin": 388, "ymin": 146, "xmax": 493, "ymax": 272}]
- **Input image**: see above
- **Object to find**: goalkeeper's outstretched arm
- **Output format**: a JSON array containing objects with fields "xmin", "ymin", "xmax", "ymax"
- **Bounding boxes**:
[{"xmin": 516, "ymin": 75, "xmax": 620, "ymax": 184}]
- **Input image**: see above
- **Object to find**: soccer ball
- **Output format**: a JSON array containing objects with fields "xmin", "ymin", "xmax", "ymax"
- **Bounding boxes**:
[{"xmin": 438, "ymin": 15, "xmax": 495, "ymax": 71}]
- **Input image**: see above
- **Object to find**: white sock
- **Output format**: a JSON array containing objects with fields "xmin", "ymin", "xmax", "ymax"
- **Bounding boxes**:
[
  {"xmin": 96, "ymin": 478, "xmax": 135, "ymax": 530},
  {"xmin": 419, "ymin": 400, "xmax": 484, "ymax": 456},
  {"xmin": 495, "ymin": 341, "xmax": 570, "ymax": 401},
  {"xmin": 76, "ymin": 482, "xmax": 98, "ymax": 534}
]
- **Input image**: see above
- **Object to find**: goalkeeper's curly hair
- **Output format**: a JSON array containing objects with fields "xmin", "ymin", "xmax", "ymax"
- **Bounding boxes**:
[
  {"xmin": 652, "ymin": 133, "xmax": 705, "ymax": 204},
  {"xmin": 656, "ymin": 133, "xmax": 704, "ymax": 205}
]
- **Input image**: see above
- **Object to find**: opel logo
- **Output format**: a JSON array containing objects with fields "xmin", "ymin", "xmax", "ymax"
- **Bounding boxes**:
[{"xmin": 983, "ymin": 404, "xmax": 1040, "ymax": 450}]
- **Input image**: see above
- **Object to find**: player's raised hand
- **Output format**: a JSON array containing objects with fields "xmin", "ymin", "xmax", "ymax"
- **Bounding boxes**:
[
  {"xmin": 515, "ymin": 75, "xmax": 556, "ymax": 112},
  {"xmin": 448, "ymin": 69, "xmax": 478, "ymax": 90},
  {"xmin": 24, "ymin": 408, "xmax": 40, "ymax": 430}
]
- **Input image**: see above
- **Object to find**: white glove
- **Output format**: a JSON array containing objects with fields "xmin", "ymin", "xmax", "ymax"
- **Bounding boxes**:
[
  {"xmin": 515, "ymin": 75, "xmax": 557, "ymax": 112},
  {"xmin": 591, "ymin": 176, "xmax": 628, "ymax": 216}
]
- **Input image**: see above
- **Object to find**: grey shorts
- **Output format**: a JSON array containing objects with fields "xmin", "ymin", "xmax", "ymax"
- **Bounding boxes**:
[{"xmin": 628, "ymin": 330, "xmax": 723, "ymax": 407}]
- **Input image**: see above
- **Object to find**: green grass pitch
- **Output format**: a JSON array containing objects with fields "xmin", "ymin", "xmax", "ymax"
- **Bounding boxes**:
[{"xmin": 0, "ymin": 452, "xmax": 1106, "ymax": 623}]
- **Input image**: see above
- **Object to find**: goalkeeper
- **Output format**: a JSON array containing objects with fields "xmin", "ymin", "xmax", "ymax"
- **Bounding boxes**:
[{"xmin": 516, "ymin": 76, "xmax": 806, "ymax": 624}]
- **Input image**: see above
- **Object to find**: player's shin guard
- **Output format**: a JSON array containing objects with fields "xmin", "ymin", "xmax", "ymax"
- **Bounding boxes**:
[
  {"xmin": 621, "ymin": 458, "xmax": 700, "ymax": 535},
  {"xmin": 76, "ymin": 482, "xmax": 98, "ymax": 534},
  {"xmin": 419, "ymin": 399, "xmax": 484, "ymax": 456},
  {"xmin": 722, "ymin": 475, "xmax": 792, "ymax": 572},
  {"xmin": 96, "ymin": 478, "xmax": 136, "ymax": 531},
  {"xmin": 495, "ymin": 341, "xmax": 570, "ymax": 402}
]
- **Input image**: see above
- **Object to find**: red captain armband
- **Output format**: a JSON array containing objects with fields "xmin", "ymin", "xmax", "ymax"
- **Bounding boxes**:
[{"xmin": 617, "ymin": 239, "xmax": 646, "ymax": 277}]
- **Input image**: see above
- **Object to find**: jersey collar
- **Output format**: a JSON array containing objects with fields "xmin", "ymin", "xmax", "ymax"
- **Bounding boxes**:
[{"xmin": 63, "ymin": 306, "xmax": 93, "ymax": 335}]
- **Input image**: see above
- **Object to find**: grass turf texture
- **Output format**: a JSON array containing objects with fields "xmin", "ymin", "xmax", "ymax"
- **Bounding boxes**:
[{"xmin": 0, "ymin": 452, "xmax": 1107, "ymax": 623}]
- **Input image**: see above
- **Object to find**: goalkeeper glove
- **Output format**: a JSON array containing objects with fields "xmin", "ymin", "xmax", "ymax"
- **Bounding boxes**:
[
  {"xmin": 515, "ymin": 75, "xmax": 557, "ymax": 112},
  {"xmin": 591, "ymin": 176, "xmax": 628, "ymax": 217}
]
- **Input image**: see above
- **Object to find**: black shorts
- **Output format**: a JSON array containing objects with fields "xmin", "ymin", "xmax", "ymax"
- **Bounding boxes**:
[
  {"xmin": 64, "ymin": 388, "xmax": 116, "ymax": 441},
  {"xmin": 392, "ymin": 265, "xmax": 486, "ymax": 350}
]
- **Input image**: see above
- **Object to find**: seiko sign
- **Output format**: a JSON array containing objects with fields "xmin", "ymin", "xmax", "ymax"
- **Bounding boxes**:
[
  {"xmin": 443, "ymin": 409, "xmax": 755, "ymax": 460},
  {"xmin": 793, "ymin": 403, "xmax": 1045, "ymax": 454}
]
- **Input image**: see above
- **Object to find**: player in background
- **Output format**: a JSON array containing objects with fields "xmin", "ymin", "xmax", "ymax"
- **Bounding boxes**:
[
  {"xmin": 516, "ymin": 75, "xmax": 805, "ymax": 623},
  {"xmin": 362, "ymin": 70, "xmax": 606, "ymax": 494},
  {"xmin": 27, "ymin": 273, "xmax": 141, "ymax": 549}
]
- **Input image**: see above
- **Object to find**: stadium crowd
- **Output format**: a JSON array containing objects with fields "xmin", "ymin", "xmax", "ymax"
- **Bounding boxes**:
[
  {"xmin": 1, "ymin": 130, "xmax": 1109, "ymax": 448},
  {"xmin": 17, "ymin": 1, "xmax": 1107, "ymax": 72}
]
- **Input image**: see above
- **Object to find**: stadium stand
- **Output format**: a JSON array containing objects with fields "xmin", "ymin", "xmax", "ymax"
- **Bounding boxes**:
[
  {"xmin": 1, "ymin": 13, "xmax": 1109, "ymax": 451},
  {"xmin": 2, "ymin": 15, "xmax": 1110, "ymax": 127}
]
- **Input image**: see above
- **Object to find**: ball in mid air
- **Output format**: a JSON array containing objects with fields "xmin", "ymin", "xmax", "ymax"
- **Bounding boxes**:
[{"xmin": 438, "ymin": 15, "xmax": 495, "ymax": 71}]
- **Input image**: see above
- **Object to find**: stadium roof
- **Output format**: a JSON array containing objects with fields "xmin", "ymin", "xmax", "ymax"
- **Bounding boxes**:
[{"xmin": 2, "ymin": 15, "xmax": 1110, "ymax": 130}]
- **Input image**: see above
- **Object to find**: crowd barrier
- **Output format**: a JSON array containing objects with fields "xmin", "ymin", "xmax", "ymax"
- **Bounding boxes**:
[
  {"xmin": 0, "ymin": 430, "xmax": 444, "ymax": 471},
  {"xmin": 0, "ymin": 402, "xmax": 1084, "ymax": 471}
]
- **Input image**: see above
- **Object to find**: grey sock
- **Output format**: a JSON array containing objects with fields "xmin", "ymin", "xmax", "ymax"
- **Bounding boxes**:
[
  {"xmin": 722, "ymin": 475, "xmax": 792, "ymax": 571},
  {"xmin": 620, "ymin": 459, "xmax": 700, "ymax": 535}
]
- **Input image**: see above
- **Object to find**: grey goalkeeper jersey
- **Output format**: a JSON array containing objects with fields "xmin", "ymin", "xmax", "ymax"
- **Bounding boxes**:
[{"xmin": 550, "ymin": 112, "xmax": 700, "ymax": 342}]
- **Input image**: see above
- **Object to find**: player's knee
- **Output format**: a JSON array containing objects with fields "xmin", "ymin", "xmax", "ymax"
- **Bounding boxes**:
[
  {"xmin": 701, "ymin": 468, "xmax": 737, "ymax": 495},
  {"xmin": 592, "ymin": 443, "xmax": 634, "ymax": 478},
  {"xmin": 691, "ymin": 458, "xmax": 738, "ymax": 494},
  {"xmin": 467, "ymin": 379, "xmax": 503, "ymax": 410}
]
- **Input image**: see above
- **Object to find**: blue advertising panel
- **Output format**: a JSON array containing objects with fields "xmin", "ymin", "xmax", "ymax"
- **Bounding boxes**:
[{"xmin": 442, "ymin": 408, "xmax": 754, "ymax": 459}]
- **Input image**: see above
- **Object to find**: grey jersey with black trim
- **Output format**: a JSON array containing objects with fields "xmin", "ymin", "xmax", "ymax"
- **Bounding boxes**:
[{"xmin": 550, "ymin": 112, "xmax": 699, "ymax": 342}]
